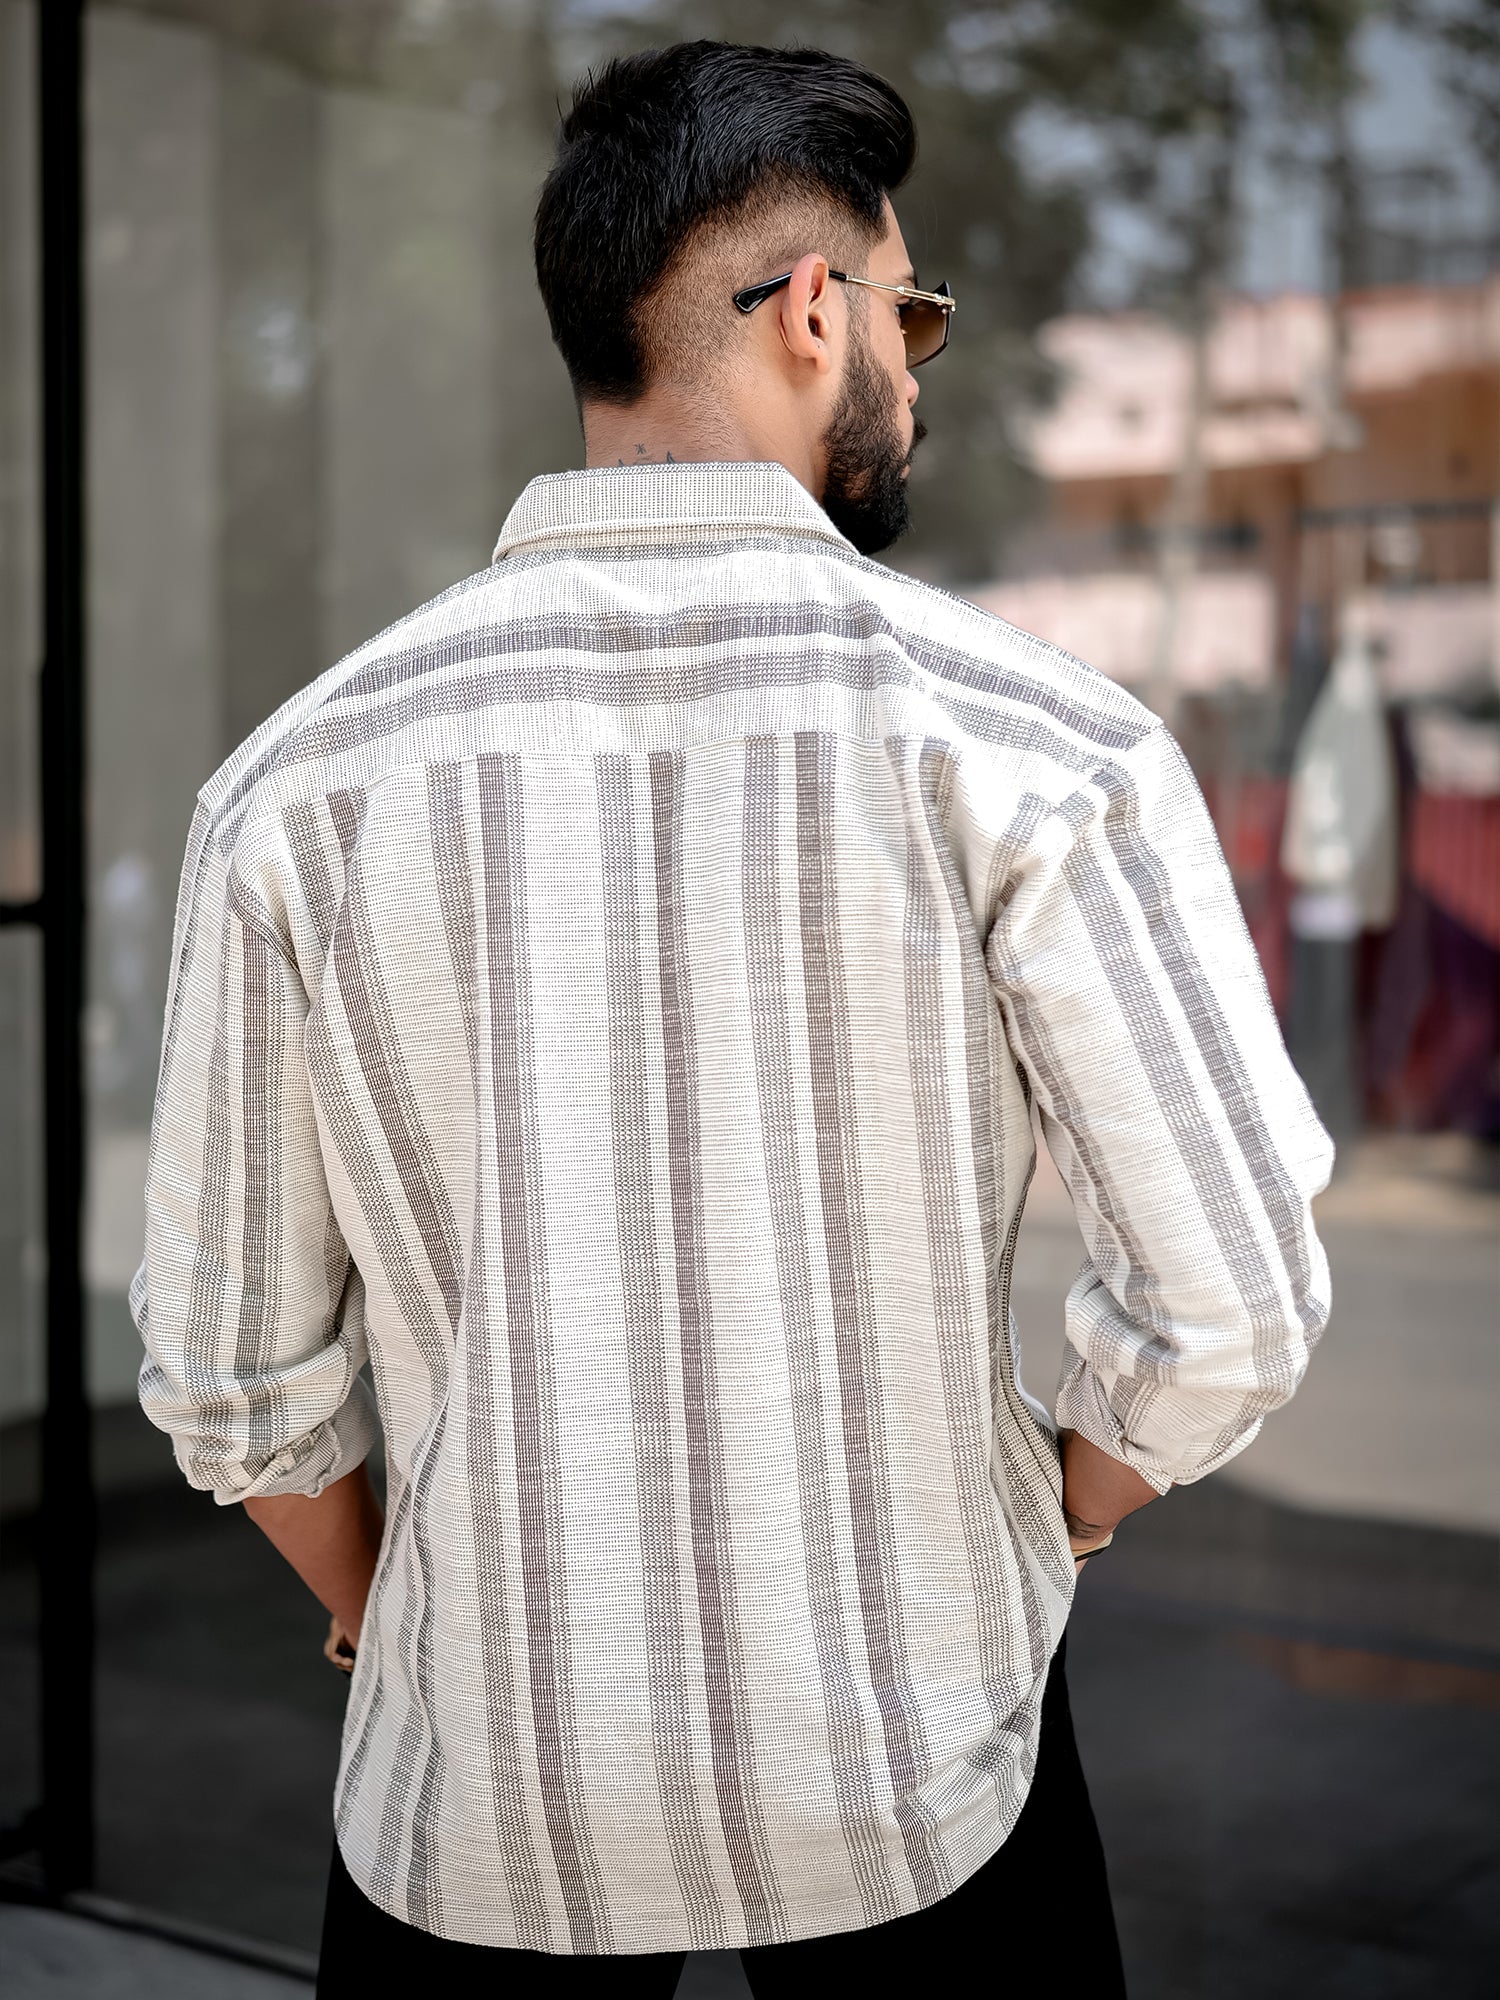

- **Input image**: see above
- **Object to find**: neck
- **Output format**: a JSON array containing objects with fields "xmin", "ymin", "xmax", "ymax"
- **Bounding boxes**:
[{"xmin": 581, "ymin": 384, "xmax": 820, "ymax": 495}]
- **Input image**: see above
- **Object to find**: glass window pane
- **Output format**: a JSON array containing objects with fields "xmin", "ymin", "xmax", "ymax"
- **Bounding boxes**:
[
  {"xmin": 71, "ymin": 3, "xmax": 1499, "ymax": 1987},
  {"xmin": 80, "ymin": 0, "xmax": 574, "ymax": 1951}
]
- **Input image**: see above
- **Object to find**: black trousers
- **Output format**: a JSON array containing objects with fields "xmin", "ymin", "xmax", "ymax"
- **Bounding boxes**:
[{"xmin": 316, "ymin": 1637, "xmax": 1126, "ymax": 1997}]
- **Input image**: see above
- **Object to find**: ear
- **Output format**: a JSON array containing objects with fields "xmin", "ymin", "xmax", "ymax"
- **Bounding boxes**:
[{"xmin": 776, "ymin": 252, "xmax": 837, "ymax": 373}]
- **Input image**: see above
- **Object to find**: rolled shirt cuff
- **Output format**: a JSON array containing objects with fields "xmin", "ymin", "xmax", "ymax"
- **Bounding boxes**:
[
  {"xmin": 1054, "ymin": 1353, "xmax": 1271, "ymax": 1493},
  {"xmin": 204, "ymin": 1370, "xmax": 380, "ymax": 1506}
]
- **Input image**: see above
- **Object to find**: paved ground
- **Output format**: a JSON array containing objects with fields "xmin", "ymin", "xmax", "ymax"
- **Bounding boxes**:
[
  {"xmin": 0, "ymin": 1904, "xmax": 752, "ymax": 1996},
  {"xmin": 0, "ymin": 1905, "xmax": 311, "ymax": 1998},
  {"xmin": 2, "ymin": 1137, "xmax": 1495, "ymax": 1997}
]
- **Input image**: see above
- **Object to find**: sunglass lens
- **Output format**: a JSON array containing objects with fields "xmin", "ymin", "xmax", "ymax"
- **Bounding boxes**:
[{"xmin": 901, "ymin": 287, "xmax": 951, "ymax": 367}]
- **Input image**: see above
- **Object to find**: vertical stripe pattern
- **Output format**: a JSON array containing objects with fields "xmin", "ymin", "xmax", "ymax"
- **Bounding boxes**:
[
  {"xmin": 134, "ymin": 461, "xmax": 1333, "ymax": 1952},
  {"xmin": 794, "ymin": 730, "xmax": 946, "ymax": 1907},
  {"xmin": 481, "ymin": 753, "xmax": 613, "ymax": 1954},
  {"xmin": 742, "ymin": 736, "xmax": 901, "ymax": 1927},
  {"xmin": 650, "ymin": 750, "xmax": 784, "ymax": 1946},
  {"xmin": 598, "ymin": 754, "xmax": 728, "ymax": 1949},
  {"xmin": 428, "ymin": 762, "xmax": 550, "ymax": 1947}
]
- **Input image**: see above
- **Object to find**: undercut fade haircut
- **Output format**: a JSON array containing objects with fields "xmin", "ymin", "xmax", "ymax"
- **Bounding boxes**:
[{"xmin": 535, "ymin": 41, "xmax": 916, "ymax": 405}]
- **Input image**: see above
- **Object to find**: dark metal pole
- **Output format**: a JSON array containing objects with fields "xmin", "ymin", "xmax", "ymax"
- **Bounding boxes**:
[{"xmin": 37, "ymin": 0, "xmax": 95, "ymax": 1897}]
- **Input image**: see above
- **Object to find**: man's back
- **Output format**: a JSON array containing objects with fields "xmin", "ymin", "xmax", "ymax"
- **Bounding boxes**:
[{"xmin": 136, "ymin": 461, "xmax": 1330, "ymax": 1953}]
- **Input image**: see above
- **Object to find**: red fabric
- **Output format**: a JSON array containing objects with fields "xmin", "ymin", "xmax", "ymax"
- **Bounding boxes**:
[
  {"xmin": 1197, "ymin": 775, "xmax": 1499, "ymax": 1133},
  {"xmin": 1409, "ymin": 793, "xmax": 1500, "ymax": 951},
  {"xmin": 1365, "ymin": 890, "xmax": 1499, "ymax": 1137},
  {"xmin": 1215, "ymin": 774, "xmax": 1293, "ymax": 1017}
]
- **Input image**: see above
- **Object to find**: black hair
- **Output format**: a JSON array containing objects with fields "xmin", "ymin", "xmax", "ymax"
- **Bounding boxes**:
[{"xmin": 534, "ymin": 41, "xmax": 916, "ymax": 404}]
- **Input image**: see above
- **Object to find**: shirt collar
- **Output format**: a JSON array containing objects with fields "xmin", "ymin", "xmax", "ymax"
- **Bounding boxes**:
[{"xmin": 491, "ymin": 459, "xmax": 854, "ymax": 563}]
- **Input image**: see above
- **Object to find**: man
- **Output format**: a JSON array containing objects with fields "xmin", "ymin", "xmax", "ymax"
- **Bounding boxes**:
[{"xmin": 133, "ymin": 39, "xmax": 1333, "ymax": 1997}]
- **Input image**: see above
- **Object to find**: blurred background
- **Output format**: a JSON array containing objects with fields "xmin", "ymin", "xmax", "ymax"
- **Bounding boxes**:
[{"xmin": 1, "ymin": 2, "xmax": 1496, "ymax": 1995}]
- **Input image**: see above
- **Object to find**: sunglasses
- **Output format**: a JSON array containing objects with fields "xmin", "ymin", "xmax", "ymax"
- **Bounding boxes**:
[{"xmin": 732, "ymin": 270, "xmax": 956, "ymax": 368}]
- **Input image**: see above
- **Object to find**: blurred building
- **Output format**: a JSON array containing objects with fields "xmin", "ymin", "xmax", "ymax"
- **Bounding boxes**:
[{"xmin": 975, "ymin": 279, "xmax": 1500, "ymax": 1140}]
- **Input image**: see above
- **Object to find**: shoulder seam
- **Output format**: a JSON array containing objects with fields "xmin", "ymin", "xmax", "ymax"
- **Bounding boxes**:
[{"xmin": 227, "ymin": 861, "xmax": 299, "ymax": 976}]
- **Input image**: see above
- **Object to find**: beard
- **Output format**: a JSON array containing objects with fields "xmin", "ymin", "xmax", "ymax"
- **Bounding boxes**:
[{"xmin": 819, "ymin": 333, "xmax": 927, "ymax": 557}]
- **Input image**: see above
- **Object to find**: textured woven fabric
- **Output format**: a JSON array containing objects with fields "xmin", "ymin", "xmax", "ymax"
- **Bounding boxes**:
[{"xmin": 133, "ymin": 460, "xmax": 1333, "ymax": 1953}]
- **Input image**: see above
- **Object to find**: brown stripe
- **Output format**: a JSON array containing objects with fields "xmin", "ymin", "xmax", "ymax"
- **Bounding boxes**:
[
  {"xmin": 988, "ymin": 793, "xmax": 1164, "ymax": 1345},
  {"xmin": 230, "ymin": 926, "xmax": 286, "ymax": 1475},
  {"xmin": 284, "ymin": 796, "xmax": 393, "ymax": 1838},
  {"xmin": 793, "ymin": 730, "xmax": 946, "ymax": 1907},
  {"xmin": 1094, "ymin": 753, "xmax": 1324, "ymax": 1343},
  {"xmin": 284, "ymin": 798, "xmax": 340, "ymax": 958},
  {"xmin": 316, "ymin": 790, "xmax": 452, "ymax": 1927},
  {"xmin": 1056, "ymin": 785, "xmax": 1300, "ymax": 1380},
  {"xmin": 479, "ymin": 752, "xmax": 612, "ymax": 1955},
  {"xmin": 989, "ymin": 797, "xmax": 1288, "ymax": 1469},
  {"xmin": 210, "ymin": 601, "xmax": 1150, "ymax": 852},
  {"xmin": 742, "ymin": 735, "xmax": 900, "ymax": 1925},
  {"xmin": 648, "ymin": 748, "xmax": 783, "ymax": 1945},
  {"xmin": 326, "ymin": 791, "xmax": 463, "ymax": 1335},
  {"xmin": 181, "ymin": 937, "xmax": 236, "ymax": 1479},
  {"xmin": 910, "ymin": 747, "xmax": 1064, "ymax": 1731},
  {"xmin": 279, "ymin": 598, "xmax": 1150, "ymax": 774},
  {"xmin": 277, "ymin": 806, "xmax": 359, "ymax": 1353},
  {"xmin": 892, "ymin": 739, "xmax": 1036, "ymax": 1754},
  {"xmin": 914, "ymin": 742, "xmax": 1073, "ymax": 1626},
  {"xmin": 427, "ymin": 760, "xmax": 550, "ymax": 1948},
  {"xmin": 596, "ymin": 753, "xmax": 727, "ymax": 1948}
]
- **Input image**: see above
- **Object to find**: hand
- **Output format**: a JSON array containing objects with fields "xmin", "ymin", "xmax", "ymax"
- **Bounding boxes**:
[
  {"xmin": 1060, "ymin": 1427, "xmax": 1160, "ymax": 1569},
  {"xmin": 323, "ymin": 1614, "xmax": 358, "ymax": 1674}
]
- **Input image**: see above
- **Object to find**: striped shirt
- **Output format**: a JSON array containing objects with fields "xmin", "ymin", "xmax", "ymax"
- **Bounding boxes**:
[{"xmin": 133, "ymin": 460, "xmax": 1333, "ymax": 1953}]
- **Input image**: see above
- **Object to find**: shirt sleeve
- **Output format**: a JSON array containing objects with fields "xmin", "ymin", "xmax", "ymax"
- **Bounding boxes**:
[
  {"xmin": 130, "ymin": 802, "xmax": 379, "ymax": 1505},
  {"xmin": 984, "ymin": 724, "xmax": 1334, "ymax": 1491}
]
